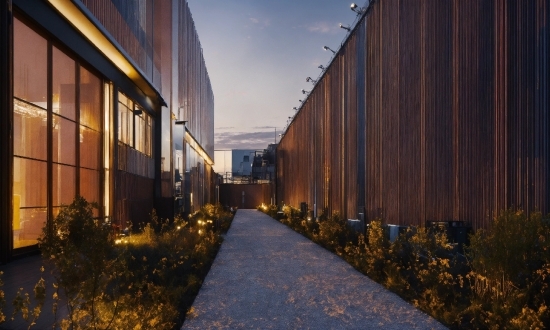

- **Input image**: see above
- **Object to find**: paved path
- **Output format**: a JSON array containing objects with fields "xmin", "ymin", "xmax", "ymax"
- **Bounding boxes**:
[{"xmin": 182, "ymin": 209, "xmax": 446, "ymax": 329}]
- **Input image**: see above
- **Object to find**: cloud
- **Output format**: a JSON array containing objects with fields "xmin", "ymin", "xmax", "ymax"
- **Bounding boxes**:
[
  {"xmin": 248, "ymin": 17, "xmax": 270, "ymax": 29},
  {"xmin": 215, "ymin": 131, "xmax": 278, "ymax": 150},
  {"xmin": 306, "ymin": 21, "xmax": 339, "ymax": 34},
  {"xmin": 253, "ymin": 126, "xmax": 278, "ymax": 130},
  {"xmin": 216, "ymin": 126, "xmax": 235, "ymax": 130}
]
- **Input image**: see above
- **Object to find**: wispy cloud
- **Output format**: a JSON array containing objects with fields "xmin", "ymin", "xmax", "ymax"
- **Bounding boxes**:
[
  {"xmin": 248, "ymin": 16, "xmax": 270, "ymax": 29},
  {"xmin": 215, "ymin": 131, "xmax": 278, "ymax": 149},
  {"xmin": 216, "ymin": 126, "xmax": 235, "ymax": 130},
  {"xmin": 253, "ymin": 126, "xmax": 279, "ymax": 130},
  {"xmin": 306, "ymin": 21, "xmax": 339, "ymax": 34}
]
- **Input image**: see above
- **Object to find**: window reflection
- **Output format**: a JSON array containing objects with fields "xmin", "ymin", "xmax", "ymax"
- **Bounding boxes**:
[
  {"xmin": 52, "ymin": 47, "xmax": 76, "ymax": 120},
  {"xmin": 81, "ymin": 168, "xmax": 100, "ymax": 206},
  {"xmin": 13, "ymin": 99, "xmax": 47, "ymax": 160},
  {"xmin": 53, "ymin": 164, "xmax": 76, "ymax": 207},
  {"xmin": 13, "ymin": 17, "xmax": 104, "ymax": 249},
  {"xmin": 118, "ymin": 92, "xmax": 152, "ymax": 156},
  {"xmin": 52, "ymin": 115, "xmax": 76, "ymax": 165},
  {"xmin": 13, "ymin": 18, "xmax": 47, "ymax": 107},
  {"xmin": 80, "ymin": 126, "xmax": 100, "ymax": 169},
  {"xmin": 80, "ymin": 67, "xmax": 101, "ymax": 131}
]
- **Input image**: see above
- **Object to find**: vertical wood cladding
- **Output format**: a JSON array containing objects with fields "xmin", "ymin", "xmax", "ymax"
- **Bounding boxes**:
[{"xmin": 277, "ymin": 0, "xmax": 550, "ymax": 229}]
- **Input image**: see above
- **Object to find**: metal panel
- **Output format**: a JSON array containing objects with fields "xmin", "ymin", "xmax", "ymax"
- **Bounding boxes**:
[
  {"xmin": 1, "ymin": 0, "xmax": 13, "ymax": 263},
  {"xmin": 277, "ymin": 0, "xmax": 550, "ymax": 229}
]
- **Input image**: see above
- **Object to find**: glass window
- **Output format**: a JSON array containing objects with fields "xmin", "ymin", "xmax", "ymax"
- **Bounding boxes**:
[
  {"xmin": 52, "ymin": 115, "xmax": 76, "ymax": 165},
  {"xmin": 80, "ymin": 67, "xmax": 102, "ymax": 131},
  {"xmin": 80, "ymin": 168, "xmax": 100, "ymax": 206},
  {"xmin": 13, "ymin": 157, "xmax": 47, "ymax": 208},
  {"xmin": 13, "ymin": 17, "xmax": 105, "ymax": 249},
  {"xmin": 118, "ymin": 92, "xmax": 133, "ymax": 147},
  {"xmin": 52, "ymin": 164, "xmax": 76, "ymax": 207},
  {"xmin": 13, "ymin": 18, "xmax": 47, "ymax": 107},
  {"xmin": 52, "ymin": 47, "xmax": 76, "ymax": 120},
  {"xmin": 13, "ymin": 208, "xmax": 46, "ymax": 249},
  {"xmin": 118, "ymin": 92, "xmax": 151, "ymax": 156},
  {"xmin": 146, "ymin": 114, "xmax": 152, "ymax": 156},
  {"xmin": 80, "ymin": 126, "xmax": 100, "ymax": 169},
  {"xmin": 13, "ymin": 99, "xmax": 47, "ymax": 160}
]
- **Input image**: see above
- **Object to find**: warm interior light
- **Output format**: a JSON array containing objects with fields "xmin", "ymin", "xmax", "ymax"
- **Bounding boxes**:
[{"xmin": 48, "ymin": 0, "xmax": 163, "ymax": 105}]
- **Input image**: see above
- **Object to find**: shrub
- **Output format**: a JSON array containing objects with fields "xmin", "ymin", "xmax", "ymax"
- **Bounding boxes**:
[
  {"xmin": 464, "ymin": 209, "xmax": 550, "ymax": 328},
  {"xmin": 37, "ymin": 197, "xmax": 231, "ymax": 329}
]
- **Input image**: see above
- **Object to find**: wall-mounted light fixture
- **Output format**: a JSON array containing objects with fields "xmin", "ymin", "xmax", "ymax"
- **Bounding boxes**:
[
  {"xmin": 175, "ymin": 120, "xmax": 187, "ymax": 125},
  {"xmin": 306, "ymin": 77, "xmax": 317, "ymax": 84},
  {"xmin": 299, "ymin": 99, "xmax": 304, "ymax": 103},
  {"xmin": 318, "ymin": 65, "xmax": 325, "ymax": 70},
  {"xmin": 351, "ymin": 3, "xmax": 364, "ymax": 14},
  {"xmin": 293, "ymin": 107, "xmax": 298, "ymax": 111},
  {"xmin": 133, "ymin": 109, "xmax": 143, "ymax": 116},
  {"xmin": 323, "ymin": 46, "xmax": 336, "ymax": 54},
  {"xmin": 301, "ymin": 89, "xmax": 310, "ymax": 95},
  {"xmin": 339, "ymin": 23, "xmax": 351, "ymax": 31}
]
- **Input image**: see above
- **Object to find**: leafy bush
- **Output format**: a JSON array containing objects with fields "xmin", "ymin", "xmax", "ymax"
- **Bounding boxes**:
[
  {"xmin": 32, "ymin": 197, "xmax": 232, "ymax": 329},
  {"xmin": 464, "ymin": 209, "xmax": 550, "ymax": 328},
  {"xmin": 260, "ymin": 203, "xmax": 550, "ymax": 329}
]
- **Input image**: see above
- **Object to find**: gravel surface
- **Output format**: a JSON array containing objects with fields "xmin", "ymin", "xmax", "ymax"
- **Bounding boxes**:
[{"xmin": 182, "ymin": 209, "xmax": 447, "ymax": 330}]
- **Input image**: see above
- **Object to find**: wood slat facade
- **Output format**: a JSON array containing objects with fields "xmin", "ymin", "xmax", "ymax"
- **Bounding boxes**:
[{"xmin": 277, "ymin": 0, "xmax": 550, "ymax": 229}]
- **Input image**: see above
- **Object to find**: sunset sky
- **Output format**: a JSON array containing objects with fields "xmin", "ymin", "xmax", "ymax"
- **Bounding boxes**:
[{"xmin": 187, "ymin": 0, "xmax": 367, "ymax": 150}]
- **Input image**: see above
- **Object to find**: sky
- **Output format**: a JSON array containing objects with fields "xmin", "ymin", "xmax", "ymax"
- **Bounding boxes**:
[{"xmin": 186, "ymin": 0, "xmax": 367, "ymax": 150}]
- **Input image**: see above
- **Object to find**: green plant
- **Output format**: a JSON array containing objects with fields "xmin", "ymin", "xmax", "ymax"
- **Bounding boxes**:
[
  {"xmin": 38, "ymin": 197, "xmax": 231, "ymax": 329},
  {"xmin": 257, "ymin": 203, "xmax": 279, "ymax": 218},
  {"xmin": 464, "ymin": 209, "xmax": 550, "ymax": 328}
]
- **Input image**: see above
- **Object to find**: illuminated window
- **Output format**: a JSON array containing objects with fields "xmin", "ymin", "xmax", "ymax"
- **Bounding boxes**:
[
  {"xmin": 13, "ymin": 17, "xmax": 104, "ymax": 248},
  {"xmin": 117, "ymin": 92, "xmax": 153, "ymax": 157}
]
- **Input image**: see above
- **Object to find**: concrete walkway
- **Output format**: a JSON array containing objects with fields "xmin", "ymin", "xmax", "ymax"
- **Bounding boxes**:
[{"xmin": 182, "ymin": 209, "xmax": 446, "ymax": 330}]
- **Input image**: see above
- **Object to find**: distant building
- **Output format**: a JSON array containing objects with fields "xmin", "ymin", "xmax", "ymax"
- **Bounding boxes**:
[
  {"xmin": 214, "ymin": 149, "xmax": 258, "ymax": 183},
  {"xmin": 251, "ymin": 144, "xmax": 277, "ymax": 183}
]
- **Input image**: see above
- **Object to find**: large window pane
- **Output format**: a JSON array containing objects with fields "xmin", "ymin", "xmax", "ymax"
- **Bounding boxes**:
[
  {"xmin": 13, "ymin": 17, "xmax": 47, "ymax": 107},
  {"xmin": 81, "ymin": 168, "xmax": 100, "ymax": 205},
  {"xmin": 13, "ymin": 99, "xmax": 47, "ymax": 160},
  {"xmin": 135, "ymin": 111, "xmax": 144, "ymax": 153},
  {"xmin": 52, "ymin": 115, "xmax": 76, "ymax": 165},
  {"xmin": 80, "ymin": 67, "xmax": 101, "ymax": 131},
  {"xmin": 13, "ymin": 157, "xmax": 47, "ymax": 208},
  {"xmin": 13, "ymin": 208, "xmax": 46, "ymax": 248},
  {"xmin": 118, "ymin": 92, "xmax": 133, "ymax": 146},
  {"xmin": 52, "ymin": 47, "xmax": 76, "ymax": 120},
  {"xmin": 80, "ymin": 126, "xmax": 100, "ymax": 169},
  {"xmin": 52, "ymin": 164, "xmax": 76, "ymax": 207}
]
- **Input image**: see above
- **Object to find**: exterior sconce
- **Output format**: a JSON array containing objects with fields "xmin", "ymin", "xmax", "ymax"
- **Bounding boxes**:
[
  {"xmin": 339, "ymin": 23, "xmax": 351, "ymax": 31},
  {"xmin": 323, "ymin": 46, "xmax": 336, "ymax": 54}
]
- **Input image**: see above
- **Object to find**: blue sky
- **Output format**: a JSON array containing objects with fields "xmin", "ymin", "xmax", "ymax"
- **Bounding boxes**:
[{"xmin": 186, "ymin": 0, "xmax": 366, "ymax": 150}]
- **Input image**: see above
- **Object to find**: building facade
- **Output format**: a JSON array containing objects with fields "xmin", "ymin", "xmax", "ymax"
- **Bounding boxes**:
[
  {"xmin": 277, "ymin": 0, "xmax": 550, "ymax": 229},
  {"xmin": 1, "ymin": 0, "xmax": 215, "ymax": 262}
]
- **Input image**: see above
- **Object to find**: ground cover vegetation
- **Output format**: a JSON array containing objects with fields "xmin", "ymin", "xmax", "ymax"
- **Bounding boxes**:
[
  {"xmin": 258, "ymin": 204, "xmax": 550, "ymax": 329},
  {"xmin": 0, "ymin": 197, "xmax": 233, "ymax": 330}
]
